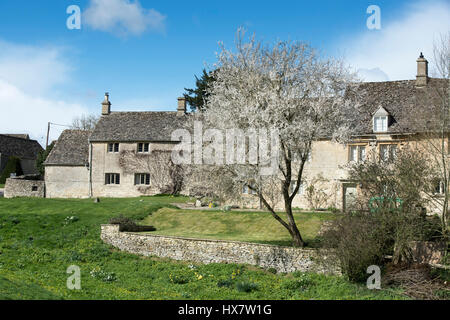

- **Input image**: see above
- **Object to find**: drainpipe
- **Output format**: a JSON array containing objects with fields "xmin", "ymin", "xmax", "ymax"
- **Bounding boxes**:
[{"xmin": 88, "ymin": 142, "xmax": 93, "ymax": 198}]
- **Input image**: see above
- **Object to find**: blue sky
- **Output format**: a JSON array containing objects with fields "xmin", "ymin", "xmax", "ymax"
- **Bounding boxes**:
[{"xmin": 0, "ymin": 0, "xmax": 448, "ymax": 144}]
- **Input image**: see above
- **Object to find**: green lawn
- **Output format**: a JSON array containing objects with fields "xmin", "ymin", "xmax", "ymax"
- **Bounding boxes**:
[
  {"xmin": 0, "ymin": 196, "xmax": 407, "ymax": 300},
  {"xmin": 141, "ymin": 208, "xmax": 335, "ymax": 247},
  {"xmin": 0, "ymin": 184, "xmax": 4, "ymax": 188}
]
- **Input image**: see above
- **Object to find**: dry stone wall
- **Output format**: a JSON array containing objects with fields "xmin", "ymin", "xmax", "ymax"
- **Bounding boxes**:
[
  {"xmin": 101, "ymin": 224, "xmax": 340, "ymax": 274},
  {"xmin": 4, "ymin": 177, "xmax": 45, "ymax": 198}
]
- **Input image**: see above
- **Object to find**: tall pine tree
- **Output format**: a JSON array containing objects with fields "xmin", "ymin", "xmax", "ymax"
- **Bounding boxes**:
[{"xmin": 183, "ymin": 69, "xmax": 216, "ymax": 112}]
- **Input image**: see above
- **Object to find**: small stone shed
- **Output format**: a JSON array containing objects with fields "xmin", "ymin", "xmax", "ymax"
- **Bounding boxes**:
[{"xmin": 4, "ymin": 174, "xmax": 45, "ymax": 198}]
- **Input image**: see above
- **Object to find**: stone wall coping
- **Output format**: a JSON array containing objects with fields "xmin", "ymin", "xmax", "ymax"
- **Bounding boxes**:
[{"xmin": 100, "ymin": 224, "xmax": 319, "ymax": 251}]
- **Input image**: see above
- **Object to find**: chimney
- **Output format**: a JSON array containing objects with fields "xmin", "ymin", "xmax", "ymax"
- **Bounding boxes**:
[
  {"xmin": 177, "ymin": 97, "xmax": 187, "ymax": 115},
  {"xmin": 416, "ymin": 52, "xmax": 428, "ymax": 87},
  {"xmin": 102, "ymin": 92, "xmax": 111, "ymax": 115}
]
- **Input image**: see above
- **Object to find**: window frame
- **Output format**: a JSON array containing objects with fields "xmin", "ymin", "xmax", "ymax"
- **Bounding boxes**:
[
  {"xmin": 433, "ymin": 180, "xmax": 445, "ymax": 195},
  {"xmin": 107, "ymin": 143, "xmax": 120, "ymax": 153},
  {"xmin": 379, "ymin": 143, "xmax": 398, "ymax": 162},
  {"xmin": 137, "ymin": 142, "xmax": 150, "ymax": 153},
  {"xmin": 373, "ymin": 116, "xmax": 388, "ymax": 133},
  {"xmin": 242, "ymin": 183, "xmax": 257, "ymax": 195},
  {"xmin": 135, "ymin": 173, "xmax": 151, "ymax": 186},
  {"xmin": 348, "ymin": 144, "xmax": 367, "ymax": 163},
  {"xmin": 105, "ymin": 173, "xmax": 120, "ymax": 185}
]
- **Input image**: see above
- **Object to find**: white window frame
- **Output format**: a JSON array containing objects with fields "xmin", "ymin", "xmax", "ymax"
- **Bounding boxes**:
[
  {"xmin": 289, "ymin": 180, "xmax": 304, "ymax": 195},
  {"xmin": 105, "ymin": 173, "xmax": 120, "ymax": 185},
  {"xmin": 242, "ymin": 183, "xmax": 257, "ymax": 195},
  {"xmin": 434, "ymin": 180, "xmax": 445, "ymax": 195},
  {"xmin": 137, "ymin": 143, "xmax": 150, "ymax": 153},
  {"xmin": 135, "ymin": 173, "xmax": 150, "ymax": 185},
  {"xmin": 349, "ymin": 145, "xmax": 366, "ymax": 162},
  {"xmin": 107, "ymin": 143, "xmax": 119, "ymax": 153},
  {"xmin": 379, "ymin": 144, "xmax": 397, "ymax": 162},
  {"xmin": 373, "ymin": 116, "xmax": 388, "ymax": 133}
]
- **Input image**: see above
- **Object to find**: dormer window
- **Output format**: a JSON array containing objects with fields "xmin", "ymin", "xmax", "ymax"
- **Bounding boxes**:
[
  {"xmin": 374, "ymin": 116, "xmax": 388, "ymax": 132},
  {"xmin": 373, "ymin": 106, "xmax": 390, "ymax": 133}
]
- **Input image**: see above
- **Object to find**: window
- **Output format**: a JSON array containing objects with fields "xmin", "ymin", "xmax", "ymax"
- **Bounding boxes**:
[
  {"xmin": 349, "ymin": 145, "xmax": 366, "ymax": 162},
  {"xmin": 137, "ymin": 143, "xmax": 149, "ymax": 153},
  {"xmin": 373, "ymin": 116, "xmax": 388, "ymax": 132},
  {"xmin": 135, "ymin": 173, "xmax": 150, "ymax": 185},
  {"xmin": 105, "ymin": 173, "xmax": 120, "ymax": 185},
  {"xmin": 289, "ymin": 180, "xmax": 304, "ymax": 195},
  {"xmin": 380, "ymin": 144, "xmax": 397, "ymax": 161},
  {"xmin": 434, "ymin": 180, "xmax": 445, "ymax": 195},
  {"xmin": 242, "ymin": 184, "xmax": 257, "ymax": 195},
  {"xmin": 108, "ymin": 143, "xmax": 119, "ymax": 153},
  {"xmin": 31, "ymin": 186, "xmax": 38, "ymax": 192}
]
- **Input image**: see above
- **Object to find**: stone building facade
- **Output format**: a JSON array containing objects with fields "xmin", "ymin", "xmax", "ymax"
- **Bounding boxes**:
[
  {"xmin": 44, "ymin": 55, "xmax": 448, "ymax": 214},
  {"xmin": 0, "ymin": 134, "xmax": 43, "ymax": 175}
]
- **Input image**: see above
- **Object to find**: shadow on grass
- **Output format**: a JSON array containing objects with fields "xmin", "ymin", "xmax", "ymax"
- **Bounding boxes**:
[{"xmin": 0, "ymin": 276, "xmax": 63, "ymax": 300}]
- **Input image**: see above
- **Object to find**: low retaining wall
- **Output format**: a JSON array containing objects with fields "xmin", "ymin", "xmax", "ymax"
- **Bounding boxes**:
[
  {"xmin": 101, "ymin": 224, "xmax": 340, "ymax": 274},
  {"xmin": 4, "ymin": 177, "xmax": 45, "ymax": 198}
]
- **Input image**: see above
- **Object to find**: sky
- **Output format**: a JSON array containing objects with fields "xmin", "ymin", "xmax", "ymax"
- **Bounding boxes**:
[{"xmin": 0, "ymin": 0, "xmax": 448, "ymax": 145}]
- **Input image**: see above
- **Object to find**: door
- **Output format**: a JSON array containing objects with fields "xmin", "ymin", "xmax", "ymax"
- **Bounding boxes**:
[{"xmin": 343, "ymin": 184, "xmax": 357, "ymax": 212}]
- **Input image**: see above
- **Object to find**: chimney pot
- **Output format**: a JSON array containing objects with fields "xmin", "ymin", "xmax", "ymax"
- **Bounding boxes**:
[
  {"xmin": 416, "ymin": 53, "xmax": 428, "ymax": 87},
  {"xmin": 102, "ymin": 92, "xmax": 111, "ymax": 115},
  {"xmin": 177, "ymin": 97, "xmax": 187, "ymax": 115}
]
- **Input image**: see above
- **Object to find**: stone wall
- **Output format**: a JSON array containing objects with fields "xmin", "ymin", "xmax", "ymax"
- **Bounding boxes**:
[
  {"xmin": 45, "ymin": 165, "xmax": 89, "ymax": 198},
  {"xmin": 4, "ymin": 176, "xmax": 45, "ymax": 198},
  {"xmin": 101, "ymin": 224, "xmax": 340, "ymax": 274}
]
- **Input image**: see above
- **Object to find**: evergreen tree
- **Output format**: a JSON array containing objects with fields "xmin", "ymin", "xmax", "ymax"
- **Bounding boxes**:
[
  {"xmin": 183, "ymin": 69, "xmax": 216, "ymax": 112},
  {"xmin": 36, "ymin": 141, "xmax": 55, "ymax": 176},
  {"xmin": 0, "ymin": 156, "xmax": 23, "ymax": 183}
]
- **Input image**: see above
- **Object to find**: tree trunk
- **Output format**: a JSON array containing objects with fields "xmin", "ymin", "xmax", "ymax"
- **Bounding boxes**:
[
  {"xmin": 289, "ymin": 223, "xmax": 304, "ymax": 247},
  {"xmin": 285, "ymin": 198, "xmax": 304, "ymax": 247}
]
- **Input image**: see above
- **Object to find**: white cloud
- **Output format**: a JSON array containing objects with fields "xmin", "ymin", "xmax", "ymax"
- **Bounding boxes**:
[
  {"xmin": 0, "ymin": 41, "xmax": 89, "ymax": 145},
  {"xmin": 343, "ymin": 1, "xmax": 450, "ymax": 82},
  {"xmin": 83, "ymin": 0, "xmax": 166, "ymax": 36}
]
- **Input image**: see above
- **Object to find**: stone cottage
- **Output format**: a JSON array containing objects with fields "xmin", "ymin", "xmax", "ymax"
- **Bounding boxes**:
[
  {"xmin": 0, "ymin": 134, "xmax": 43, "ymax": 175},
  {"xmin": 44, "ymin": 95, "xmax": 188, "ymax": 198},
  {"xmin": 44, "ymin": 54, "xmax": 448, "ymax": 213}
]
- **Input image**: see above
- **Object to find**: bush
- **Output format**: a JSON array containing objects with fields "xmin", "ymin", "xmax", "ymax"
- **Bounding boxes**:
[
  {"xmin": 0, "ymin": 156, "xmax": 23, "ymax": 184},
  {"xmin": 109, "ymin": 215, "xmax": 156, "ymax": 232},
  {"xmin": 217, "ymin": 279, "xmax": 233, "ymax": 288},
  {"xmin": 235, "ymin": 281, "xmax": 258, "ymax": 293},
  {"xmin": 323, "ymin": 211, "xmax": 388, "ymax": 282},
  {"xmin": 169, "ymin": 273, "xmax": 191, "ymax": 284}
]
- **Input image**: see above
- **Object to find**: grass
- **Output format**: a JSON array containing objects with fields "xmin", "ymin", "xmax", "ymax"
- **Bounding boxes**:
[
  {"xmin": 0, "ymin": 196, "xmax": 408, "ymax": 300},
  {"xmin": 141, "ymin": 208, "xmax": 335, "ymax": 247},
  {"xmin": 0, "ymin": 184, "xmax": 4, "ymax": 188}
]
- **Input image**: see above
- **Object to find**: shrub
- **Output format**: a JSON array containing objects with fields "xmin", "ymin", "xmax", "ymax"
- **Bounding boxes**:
[
  {"xmin": 322, "ymin": 211, "xmax": 388, "ymax": 282},
  {"xmin": 267, "ymin": 268, "xmax": 277, "ymax": 274},
  {"xmin": 217, "ymin": 279, "xmax": 233, "ymax": 288},
  {"xmin": 235, "ymin": 281, "xmax": 258, "ymax": 293},
  {"xmin": 109, "ymin": 215, "xmax": 156, "ymax": 232},
  {"xmin": 0, "ymin": 156, "xmax": 23, "ymax": 184},
  {"xmin": 169, "ymin": 273, "xmax": 191, "ymax": 284}
]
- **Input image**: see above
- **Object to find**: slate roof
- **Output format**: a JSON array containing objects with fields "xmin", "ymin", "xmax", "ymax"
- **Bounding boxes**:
[
  {"xmin": 2, "ymin": 134, "xmax": 30, "ymax": 140},
  {"xmin": 0, "ymin": 134, "xmax": 43, "ymax": 160},
  {"xmin": 89, "ymin": 112, "xmax": 189, "ymax": 142},
  {"xmin": 44, "ymin": 130, "xmax": 91, "ymax": 166},
  {"xmin": 346, "ymin": 78, "xmax": 449, "ymax": 135}
]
